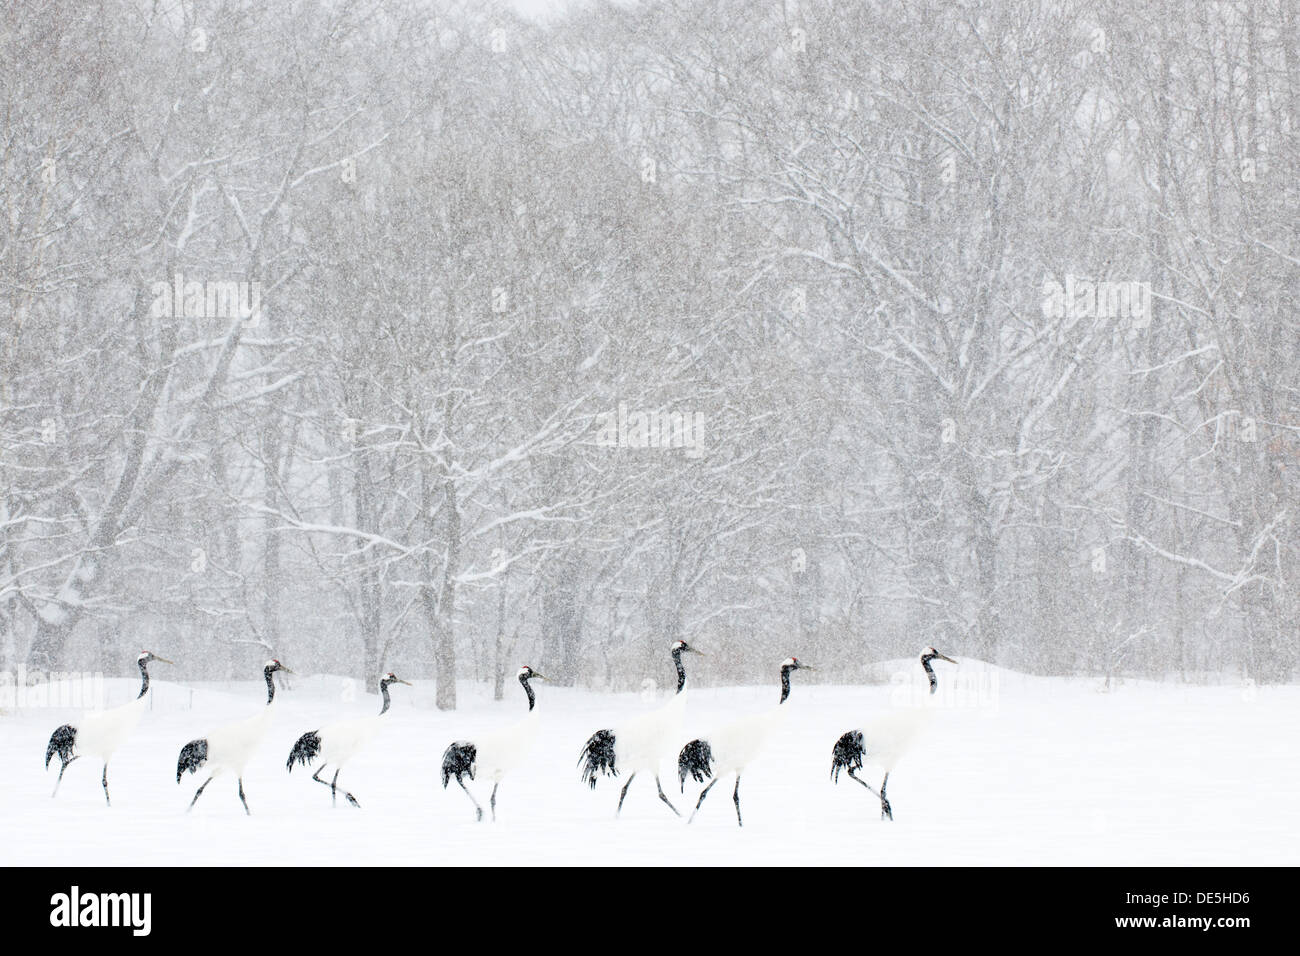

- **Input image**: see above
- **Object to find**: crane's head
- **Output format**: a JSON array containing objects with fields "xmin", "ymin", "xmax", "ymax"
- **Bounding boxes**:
[
  {"xmin": 781, "ymin": 656, "xmax": 812, "ymax": 671},
  {"xmin": 138, "ymin": 651, "xmax": 174, "ymax": 665},
  {"xmin": 672, "ymin": 640, "xmax": 703, "ymax": 655},
  {"xmin": 921, "ymin": 647, "xmax": 957, "ymax": 665},
  {"xmin": 264, "ymin": 659, "xmax": 293, "ymax": 675},
  {"xmin": 381, "ymin": 672, "xmax": 412, "ymax": 687},
  {"xmin": 517, "ymin": 664, "xmax": 548, "ymax": 681}
]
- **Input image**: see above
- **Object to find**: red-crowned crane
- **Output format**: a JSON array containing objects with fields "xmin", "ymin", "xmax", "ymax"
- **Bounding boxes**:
[
  {"xmin": 45, "ymin": 651, "xmax": 173, "ymax": 805},
  {"xmin": 441, "ymin": 665, "xmax": 547, "ymax": 821},
  {"xmin": 177, "ymin": 659, "xmax": 291, "ymax": 815},
  {"xmin": 286, "ymin": 672, "xmax": 412, "ymax": 808},
  {"xmin": 579, "ymin": 640, "xmax": 702, "ymax": 817},
  {"xmin": 678, "ymin": 656, "xmax": 811, "ymax": 826},
  {"xmin": 830, "ymin": 647, "xmax": 956, "ymax": 820}
]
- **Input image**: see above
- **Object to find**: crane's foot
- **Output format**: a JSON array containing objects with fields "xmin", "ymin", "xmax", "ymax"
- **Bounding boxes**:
[
  {"xmin": 51, "ymin": 756, "xmax": 79, "ymax": 798},
  {"xmin": 455, "ymin": 776, "xmax": 483, "ymax": 821},
  {"xmin": 345, "ymin": 793, "xmax": 360, "ymax": 808},
  {"xmin": 688, "ymin": 776, "xmax": 720, "ymax": 824},
  {"xmin": 188, "ymin": 775, "xmax": 214, "ymax": 812},
  {"xmin": 655, "ymin": 775, "xmax": 681, "ymax": 817},
  {"xmin": 880, "ymin": 773, "xmax": 892, "ymax": 821},
  {"xmin": 616, "ymin": 772, "xmax": 637, "ymax": 816}
]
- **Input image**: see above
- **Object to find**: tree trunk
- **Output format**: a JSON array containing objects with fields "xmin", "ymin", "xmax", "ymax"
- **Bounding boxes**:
[{"xmin": 432, "ymin": 476, "xmax": 459, "ymax": 710}]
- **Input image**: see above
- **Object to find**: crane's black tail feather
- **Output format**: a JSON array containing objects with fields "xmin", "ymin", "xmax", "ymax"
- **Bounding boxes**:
[
  {"xmin": 45, "ymin": 724, "xmax": 77, "ymax": 769},
  {"xmin": 286, "ymin": 731, "xmax": 322, "ymax": 772},
  {"xmin": 831, "ymin": 730, "xmax": 865, "ymax": 783},
  {"xmin": 440, "ymin": 742, "xmax": 476, "ymax": 788},
  {"xmin": 578, "ymin": 729, "xmax": 617, "ymax": 788},
  {"xmin": 678, "ymin": 738, "xmax": 713, "ymax": 791},
  {"xmin": 176, "ymin": 739, "xmax": 209, "ymax": 782}
]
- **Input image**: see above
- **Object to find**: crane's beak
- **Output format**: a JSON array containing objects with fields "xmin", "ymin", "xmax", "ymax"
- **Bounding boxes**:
[
  {"xmin": 688, "ymin": 648, "xmax": 706, "ymax": 655},
  {"xmin": 934, "ymin": 653, "xmax": 957, "ymax": 665},
  {"xmin": 530, "ymin": 672, "xmax": 550, "ymax": 681},
  {"xmin": 395, "ymin": 678, "xmax": 413, "ymax": 686},
  {"xmin": 154, "ymin": 656, "xmax": 175, "ymax": 665},
  {"xmin": 798, "ymin": 663, "xmax": 815, "ymax": 671},
  {"xmin": 280, "ymin": 665, "xmax": 295, "ymax": 675}
]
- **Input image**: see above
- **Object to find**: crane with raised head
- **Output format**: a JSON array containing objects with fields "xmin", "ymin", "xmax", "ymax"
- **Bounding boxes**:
[
  {"xmin": 441, "ymin": 664, "xmax": 547, "ymax": 822},
  {"xmin": 46, "ymin": 651, "xmax": 173, "ymax": 806},
  {"xmin": 830, "ymin": 647, "xmax": 956, "ymax": 820},
  {"xmin": 287, "ymin": 671, "xmax": 412, "ymax": 808},
  {"xmin": 579, "ymin": 640, "xmax": 702, "ymax": 817},
  {"xmin": 177, "ymin": 659, "xmax": 291, "ymax": 815},
  {"xmin": 678, "ymin": 656, "xmax": 811, "ymax": 826}
]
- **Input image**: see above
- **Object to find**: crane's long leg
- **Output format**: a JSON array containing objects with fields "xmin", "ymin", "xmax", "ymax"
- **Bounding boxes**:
[
  {"xmin": 188, "ymin": 775, "xmax": 214, "ymax": 811},
  {"xmin": 687, "ymin": 776, "xmax": 720, "ymax": 823},
  {"xmin": 616, "ymin": 772, "xmax": 637, "ymax": 815},
  {"xmin": 102, "ymin": 763, "xmax": 111, "ymax": 807},
  {"xmin": 847, "ymin": 768, "xmax": 893, "ymax": 821},
  {"xmin": 456, "ymin": 776, "xmax": 483, "ymax": 822},
  {"xmin": 490, "ymin": 783, "xmax": 498, "ymax": 823},
  {"xmin": 51, "ymin": 756, "xmax": 79, "ymax": 798},
  {"xmin": 238, "ymin": 777, "xmax": 250, "ymax": 815},
  {"xmin": 655, "ymin": 775, "xmax": 681, "ymax": 817},
  {"xmin": 733, "ymin": 775, "xmax": 742, "ymax": 827},
  {"xmin": 310, "ymin": 766, "xmax": 360, "ymax": 807}
]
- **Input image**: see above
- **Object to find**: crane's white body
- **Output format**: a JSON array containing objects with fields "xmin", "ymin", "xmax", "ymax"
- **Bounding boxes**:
[
  {"xmin": 615, "ymin": 687, "xmax": 688, "ymax": 771},
  {"xmin": 852, "ymin": 704, "xmax": 937, "ymax": 773},
  {"xmin": 701, "ymin": 701, "xmax": 789, "ymax": 775},
  {"xmin": 469, "ymin": 705, "xmax": 541, "ymax": 782},
  {"xmin": 203, "ymin": 699, "xmax": 277, "ymax": 777},
  {"xmin": 72, "ymin": 693, "xmax": 150, "ymax": 761},
  {"xmin": 312, "ymin": 712, "xmax": 388, "ymax": 769}
]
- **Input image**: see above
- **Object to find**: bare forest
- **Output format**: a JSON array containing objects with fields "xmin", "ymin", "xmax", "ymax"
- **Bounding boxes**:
[{"xmin": 3, "ymin": 0, "xmax": 1297, "ymax": 707}]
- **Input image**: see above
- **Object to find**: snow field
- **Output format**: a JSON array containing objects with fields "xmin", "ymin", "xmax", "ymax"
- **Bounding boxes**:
[{"xmin": 1, "ymin": 661, "xmax": 1295, "ymax": 866}]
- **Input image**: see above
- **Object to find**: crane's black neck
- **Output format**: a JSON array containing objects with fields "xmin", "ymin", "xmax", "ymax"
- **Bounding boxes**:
[
  {"xmin": 779, "ymin": 664, "xmax": 796, "ymax": 704},
  {"xmin": 921, "ymin": 655, "xmax": 938, "ymax": 695},
  {"xmin": 671, "ymin": 646, "xmax": 688, "ymax": 694},
  {"xmin": 264, "ymin": 667, "xmax": 278, "ymax": 704},
  {"xmin": 136, "ymin": 659, "xmax": 150, "ymax": 699},
  {"xmin": 379, "ymin": 680, "xmax": 393, "ymax": 715},
  {"xmin": 519, "ymin": 672, "xmax": 536, "ymax": 711}
]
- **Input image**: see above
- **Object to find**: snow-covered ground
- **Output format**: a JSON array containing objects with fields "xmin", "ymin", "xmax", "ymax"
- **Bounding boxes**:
[{"xmin": 2, "ymin": 661, "xmax": 1295, "ymax": 865}]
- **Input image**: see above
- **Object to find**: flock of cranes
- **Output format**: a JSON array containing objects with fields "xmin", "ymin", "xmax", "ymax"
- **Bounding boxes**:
[{"xmin": 42, "ymin": 642, "xmax": 958, "ymax": 825}]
